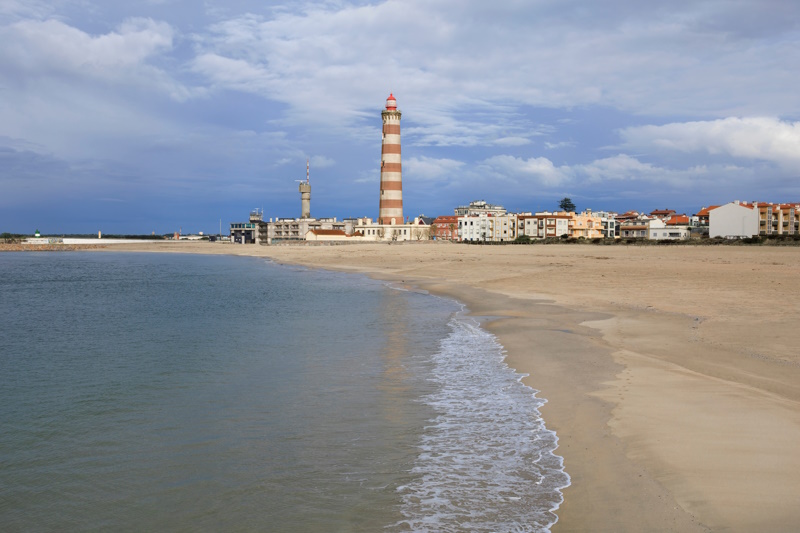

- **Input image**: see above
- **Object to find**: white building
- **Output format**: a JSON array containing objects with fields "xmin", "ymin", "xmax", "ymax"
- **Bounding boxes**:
[
  {"xmin": 521, "ymin": 212, "xmax": 573, "ymax": 239},
  {"xmin": 353, "ymin": 217, "xmax": 430, "ymax": 241},
  {"xmin": 266, "ymin": 217, "xmax": 353, "ymax": 244},
  {"xmin": 458, "ymin": 213, "xmax": 521, "ymax": 242},
  {"xmin": 709, "ymin": 201, "xmax": 759, "ymax": 238},
  {"xmin": 647, "ymin": 219, "xmax": 690, "ymax": 240},
  {"xmin": 304, "ymin": 229, "xmax": 366, "ymax": 242},
  {"xmin": 454, "ymin": 200, "xmax": 507, "ymax": 217}
]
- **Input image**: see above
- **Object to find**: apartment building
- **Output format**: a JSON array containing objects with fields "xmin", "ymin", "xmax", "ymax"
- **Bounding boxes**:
[
  {"xmin": 430, "ymin": 215, "xmax": 460, "ymax": 241},
  {"xmin": 521, "ymin": 211, "xmax": 572, "ymax": 238},
  {"xmin": 705, "ymin": 201, "xmax": 799, "ymax": 237},
  {"xmin": 454, "ymin": 200, "xmax": 507, "ymax": 217},
  {"xmin": 757, "ymin": 202, "xmax": 800, "ymax": 235},
  {"xmin": 521, "ymin": 210, "xmax": 615, "ymax": 239},
  {"xmin": 458, "ymin": 213, "xmax": 520, "ymax": 242},
  {"xmin": 649, "ymin": 208, "xmax": 676, "ymax": 220}
]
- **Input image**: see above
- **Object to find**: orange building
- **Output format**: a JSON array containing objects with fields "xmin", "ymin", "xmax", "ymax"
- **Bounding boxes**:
[
  {"xmin": 431, "ymin": 215, "xmax": 460, "ymax": 241},
  {"xmin": 756, "ymin": 202, "xmax": 800, "ymax": 235},
  {"xmin": 695, "ymin": 206, "xmax": 720, "ymax": 226}
]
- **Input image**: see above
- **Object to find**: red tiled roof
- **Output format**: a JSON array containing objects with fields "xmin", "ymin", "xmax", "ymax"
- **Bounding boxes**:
[
  {"xmin": 666, "ymin": 215, "xmax": 690, "ymax": 225},
  {"xmin": 695, "ymin": 205, "xmax": 720, "ymax": 217},
  {"xmin": 309, "ymin": 229, "xmax": 347, "ymax": 236}
]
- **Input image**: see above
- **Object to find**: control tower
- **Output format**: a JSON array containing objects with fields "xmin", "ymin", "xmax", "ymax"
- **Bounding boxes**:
[{"xmin": 299, "ymin": 159, "xmax": 311, "ymax": 219}]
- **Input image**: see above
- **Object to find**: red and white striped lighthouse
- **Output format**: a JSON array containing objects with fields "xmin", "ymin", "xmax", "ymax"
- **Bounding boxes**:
[{"xmin": 378, "ymin": 93, "xmax": 403, "ymax": 225}]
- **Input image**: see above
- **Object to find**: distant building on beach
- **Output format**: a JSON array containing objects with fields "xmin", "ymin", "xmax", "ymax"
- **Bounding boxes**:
[
  {"xmin": 709, "ymin": 201, "xmax": 759, "ymax": 238},
  {"xmin": 454, "ymin": 200, "xmax": 507, "ymax": 217},
  {"xmin": 269, "ymin": 217, "xmax": 352, "ymax": 243},
  {"xmin": 230, "ymin": 209, "xmax": 266, "ymax": 244},
  {"xmin": 459, "ymin": 213, "xmax": 520, "ymax": 242},
  {"xmin": 431, "ymin": 215, "xmax": 460, "ymax": 241}
]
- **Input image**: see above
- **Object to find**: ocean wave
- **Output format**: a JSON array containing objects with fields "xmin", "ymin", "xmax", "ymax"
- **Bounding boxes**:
[{"xmin": 392, "ymin": 315, "xmax": 570, "ymax": 532}]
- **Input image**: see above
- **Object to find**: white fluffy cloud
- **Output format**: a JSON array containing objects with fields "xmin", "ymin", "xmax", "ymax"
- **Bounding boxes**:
[
  {"xmin": 479, "ymin": 155, "xmax": 571, "ymax": 187},
  {"xmin": 190, "ymin": 0, "xmax": 800, "ymax": 120},
  {"xmin": 404, "ymin": 156, "xmax": 465, "ymax": 181},
  {"xmin": 620, "ymin": 117, "xmax": 800, "ymax": 167},
  {"xmin": 0, "ymin": 18, "xmax": 190, "ymax": 100},
  {"xmin": 0, "ymin": 18, "xmax": 176, "ymax": 82},
  {"xmin": 310, "ymin": 155, "xmax": 335, "ymax": 168}
]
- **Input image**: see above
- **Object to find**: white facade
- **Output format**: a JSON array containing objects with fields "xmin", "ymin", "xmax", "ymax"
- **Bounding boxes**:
[
  {"xmin": 266, "ymin": 217, "xmax": 352, "ymax": 243},
  {"xmin": 458, "ymin": 213, "xmax": 520, "ymax": 242},
  {"xmin": 648, "ymin": 219, "xmax": 690, "ymax": 240},
  {"xmin": 353, "ymin": 217, "xmax": 429, "ymax": 242},
  {"xmin": 521, "ymin": 212, "xmax": 573, "ymax": 239},
  {"xmin": 304, "ymin": 230, "xmax": 366, "ymax": 242},
  {"xmin": 454, "ymin": 200, "xmax": 507, "ymax": 217},
  {"xmin": 459, "ymin": 214, "xmax": 490, "ymax": 242},
  {"xmin": 709, "ymin": 202, "xmax": 759, "ymax": 238}
]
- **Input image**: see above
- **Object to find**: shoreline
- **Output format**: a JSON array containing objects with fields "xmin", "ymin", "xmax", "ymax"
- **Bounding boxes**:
[{"xmin": 81, "ymin": 242, "xmax": 800, "ymax": 531}]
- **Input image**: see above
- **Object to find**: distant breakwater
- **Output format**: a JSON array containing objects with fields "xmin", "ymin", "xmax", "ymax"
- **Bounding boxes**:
[{"xmin": 0, "ymin": 244, "xmax": 107, "ymax": 252}]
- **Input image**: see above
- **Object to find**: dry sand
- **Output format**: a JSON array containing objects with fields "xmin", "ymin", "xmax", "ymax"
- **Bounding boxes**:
[{"xmin": 90, "ymin": 241, "xmax": 800, "ymax": 531}]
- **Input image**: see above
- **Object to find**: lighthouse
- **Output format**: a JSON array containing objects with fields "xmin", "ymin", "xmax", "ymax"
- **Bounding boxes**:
[{"xmin": 378, "ymin": 93, "xmax": 403, "ymax": 225}]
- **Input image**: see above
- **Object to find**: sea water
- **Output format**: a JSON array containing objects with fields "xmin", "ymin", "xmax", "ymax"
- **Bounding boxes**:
[{"xmin": 0, "ymin": 252, "xmax": 568, "ymax": 532}]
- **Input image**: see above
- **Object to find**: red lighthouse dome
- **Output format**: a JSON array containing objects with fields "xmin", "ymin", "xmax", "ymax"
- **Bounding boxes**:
[{"xmin": 385, "ymin": 93, "xmax": 397, "ymax": 110}]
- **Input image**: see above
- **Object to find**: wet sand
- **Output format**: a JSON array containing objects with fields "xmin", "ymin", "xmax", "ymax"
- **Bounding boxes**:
[{"xmin": 91, "ymin": 241, "xmax": 800, "ymax": 532}]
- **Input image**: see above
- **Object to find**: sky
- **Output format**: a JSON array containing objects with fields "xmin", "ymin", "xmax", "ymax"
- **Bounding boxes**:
[{"xmin": 1, "ymin": 0, "xmax": 799, "ymax": 234}]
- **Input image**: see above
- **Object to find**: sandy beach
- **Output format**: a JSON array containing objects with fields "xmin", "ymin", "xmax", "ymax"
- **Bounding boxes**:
[{"xmin": 81, "ymin": 241, "xmax": 800, "ymax": 531}]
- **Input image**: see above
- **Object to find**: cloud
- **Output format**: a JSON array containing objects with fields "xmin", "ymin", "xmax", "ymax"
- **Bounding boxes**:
[
  {"xmin": 479, "ymin": 155, "xmax": 571, "ymax": 187},
  {"xmin": 2, "ymin": 18, "xmax": 172, "ymax": 69},
  {"xmin": 404, "ymin": 156, "xmax": 465, "ymax": 181},
  {"xmin": 620, "ymin": 117, "xmax": 800, "ymax": 167},
  {"xmin": 178, "ymin": 0, "xmax": 800, "ymax": 177},
  {"xmin": 310, "ymin": 155, "xmax": 335, "ymax": 168},
  {"xmin": 0, "ymin": 0, "xmax": 53, "ymax": 18},
  {"xmin": 545, "ymin": 141, "xmax": 576, "ymax": 150},
  {"xmin": 578, "ymin": 154, "xmax": 663, "ymax": 184},
  {"xmin": 0, "ymin": 17, "xmax": 190, "ymax": 100},
  {"xmin": 191, "ymin": 52, "xmax": 270, "ymax": 92},
  {"xmin": 493, "ymin": 136, "xmax": 532, "ymax": 147},
  {"xmin": 474, "ymin": 152, "xmax": 760, "ymax": 196}
]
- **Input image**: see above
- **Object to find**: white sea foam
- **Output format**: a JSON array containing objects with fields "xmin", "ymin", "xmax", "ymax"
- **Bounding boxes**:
[{"xmin": 392, "ymin": 313, "xmax": 570, "ymax": 532}]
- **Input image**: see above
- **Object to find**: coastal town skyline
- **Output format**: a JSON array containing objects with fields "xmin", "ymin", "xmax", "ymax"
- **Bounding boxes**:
[{"xmin": 2, "ymin": 1, "xmax": 799, "ymax": 234}]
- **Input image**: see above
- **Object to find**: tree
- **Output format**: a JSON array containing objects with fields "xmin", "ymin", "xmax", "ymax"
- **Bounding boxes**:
[
  {"xmin": 428, "ymin": 223, "xmax": 438, "ymax": 240},
  {"xmin": 1, "ymin": 232, "xmax": 21, "ymax": 243},
  {"xmin": 559, "ymin": 197, "xmax": 576, "ymax": 212}
]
